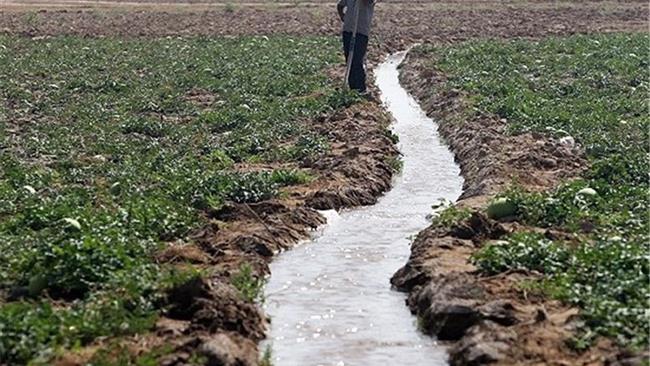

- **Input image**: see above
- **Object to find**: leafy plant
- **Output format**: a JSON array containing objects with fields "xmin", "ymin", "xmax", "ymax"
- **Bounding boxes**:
[
  {"xmin": 231, "ymin": 263, "xmax": 265, "ymax": 303},
  {"xmin": 431, "ymin": 205, "xmax": 471, "ymax": 228},
  {"xmin": 0, "ymin": 34, "xmax": 350, "ymax": 363},
  {"xmin": 260, "ymin": 345, "xmax": 274, "ymax": 366},
  {"xmin": 270, "ymin": 169, "xmax": 314, "ymax": 186},
  {"xmin": 472, "ymin": 232, "xmax": 571, "ymax": 275},
  {"xmin": 428, "ymin": 33, "xmax": 650, "ymax": 349},
  {"xmin": 385, "ymin": 155, "xmax": 403, "ymax": 173}
]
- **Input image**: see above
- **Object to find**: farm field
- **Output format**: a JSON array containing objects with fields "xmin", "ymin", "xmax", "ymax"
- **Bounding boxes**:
[
  {"xmin": 1, "ymin": 0, "xmax": 649, "ymax": 365},
  {"xmin": 1, "ymin": 1, "xmax": 647, "ymax": 49},
  {"xmin": 454, "ymin": 34, "xmax": 649, "ymax": 347},
  {"xmin": 0, "ymin": 35, "xmax": 379, "ymax": 364},
  {"xmin": 394, "ymin": 32, "xmax": 649, "ymax": 364}
]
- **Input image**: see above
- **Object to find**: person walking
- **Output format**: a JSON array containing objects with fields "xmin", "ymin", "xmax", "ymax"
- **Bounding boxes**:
[{"xmin": 337, "ymin": 0, "xmax": 375, "ymax": 94}]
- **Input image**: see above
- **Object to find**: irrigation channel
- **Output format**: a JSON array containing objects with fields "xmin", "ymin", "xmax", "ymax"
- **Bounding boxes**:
[{"xmin": 263, "ymin": 51, "xmax": 464, "ymax": 365}]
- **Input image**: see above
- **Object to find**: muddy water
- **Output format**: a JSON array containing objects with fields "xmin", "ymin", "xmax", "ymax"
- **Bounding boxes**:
[{"xmin": 263, "ymin": 52, "xmax": 463, "ymax": 366}]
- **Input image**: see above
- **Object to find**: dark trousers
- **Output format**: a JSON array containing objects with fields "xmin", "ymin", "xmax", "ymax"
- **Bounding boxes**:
[{"xmin": 342, "ymin": 31, "xmax": 369, "ymax": 93}]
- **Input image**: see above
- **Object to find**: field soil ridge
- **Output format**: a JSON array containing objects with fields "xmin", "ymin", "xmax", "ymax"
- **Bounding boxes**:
[
  {"xmin": 43, "ymin": 99, "xmax": 398, "ymax": 365},
  {"xmin": 390, "ymin": 48, "xmax": 641, "ymax": 365}
]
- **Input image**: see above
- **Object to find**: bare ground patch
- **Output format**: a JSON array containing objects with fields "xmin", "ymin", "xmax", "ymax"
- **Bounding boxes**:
[{"xmin": 1, "ymin": 1, "xmax": 647, "ymax": 53}]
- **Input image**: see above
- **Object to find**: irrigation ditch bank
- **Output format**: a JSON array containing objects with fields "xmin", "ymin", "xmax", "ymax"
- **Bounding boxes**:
[
  {"xmin": 47, "ymin": 98, "xmax": 401, "ymax": 365},
  {"xmin": 262, "ymin": 51, "xmax": 463, "ymax": 366},
  {"xmin": 390, "ymin": 42, "xmax": 647, "ymax": 365},
  {"xmin": 172, "ymin": 38, "xmax": 645, "ymax": 366}
]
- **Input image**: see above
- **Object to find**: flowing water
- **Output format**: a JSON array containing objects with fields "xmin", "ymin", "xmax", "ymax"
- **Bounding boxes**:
[{"xmin": 262, "ymin": 52, "xmax": 464, "ymax": 366}]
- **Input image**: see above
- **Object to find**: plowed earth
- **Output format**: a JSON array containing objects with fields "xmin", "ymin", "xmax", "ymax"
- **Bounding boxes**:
[{"xmin": 1, "ymin": 1, "xmax": 647, "ymax": 52}]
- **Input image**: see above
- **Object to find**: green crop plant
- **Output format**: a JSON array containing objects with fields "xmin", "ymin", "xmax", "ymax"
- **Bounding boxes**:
[
  {"xmin": 260, "ymin": 345, "xmax": 274, "ymax": 366},
  {"xmin": 0, "ymin": 35, "xmax": 355, "ymax": 363},
  {"xmin": 385, "ymin": 155, "xmax": 403, "ymax": 173},
  {"xmin": 431, "ymin": 205, "xmax": 472, "ymax": 228},
  {"xmin": 422, "ymin": 33, "xmax": 649, "ymax": 349},
  {"xmin": 231, "ymin": 263, "xmax": 266, "ymax": 303}
]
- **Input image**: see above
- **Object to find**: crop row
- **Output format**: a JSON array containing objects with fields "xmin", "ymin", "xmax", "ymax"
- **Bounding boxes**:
[
  {"xmin": 0, "ymin": 35, "xmax": 353, "ymax": 363},
  {"xmin": 424, "ymin": 33, "xmax": 648, "ymax": 348}
]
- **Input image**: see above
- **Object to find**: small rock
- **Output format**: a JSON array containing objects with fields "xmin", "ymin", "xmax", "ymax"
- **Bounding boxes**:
[
  {"xmin": 391, "ymin": 264, "xmax": 428, "ymax": 292},
  {"xmin": 559, "ymin": 136, "xmax": 575, "ymax": 147},
  {"xmin": 200, "ymin": 334, "xmax": 258, "ymax": 366},
  {"xmin": 235, "ymin": 236, "xmax": 274, "ymax": 257},
  {"xmin": 449, "ymin": 223, "xmax": 476, "ymax": 240},
  {"xmin": 479, "ymin": 300, "xmax": 518, "ymax": 326},
  {"xmin": 454, "ymin": 342, "xmax": 507, "ymax": 365},
  {"xmin": 343, "ymin": 147, "xmax": 360, "ymax": 158},
  {"xmin": 422, "ymin": 302, "xmax": 481, "ymax": 340},
  {"xmin": 449, "ymin": 321, "xmax": 516, "ymax": 366},
  {"xmin": 539, "ymin": 157, "xmax": 557, "ymax": 169},
  {"xmin": 535, "ymin": 308, "xmax": 549, "ymax": 323},
  {"xmin": 200, "ymin": 335, "xmax": 238, "ymax": 366},
  {"xmin": 415, "ymin": 274, "xmax": 485, "ymax": 340}
]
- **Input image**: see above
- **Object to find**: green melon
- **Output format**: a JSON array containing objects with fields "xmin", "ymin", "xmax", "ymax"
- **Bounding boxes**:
[
  {"xmin": 28, "ymin": 275, "xmax": 48, "ymax": 297},
  {"xmin": 487, "ymin": 197, "xmax": 517, "ymax": 219}
]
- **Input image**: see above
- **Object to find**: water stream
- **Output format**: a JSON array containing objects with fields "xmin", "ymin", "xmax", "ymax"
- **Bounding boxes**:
[{"xmin": 263, "ymin": 51, "xmax": 464, "ymax": 366}]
